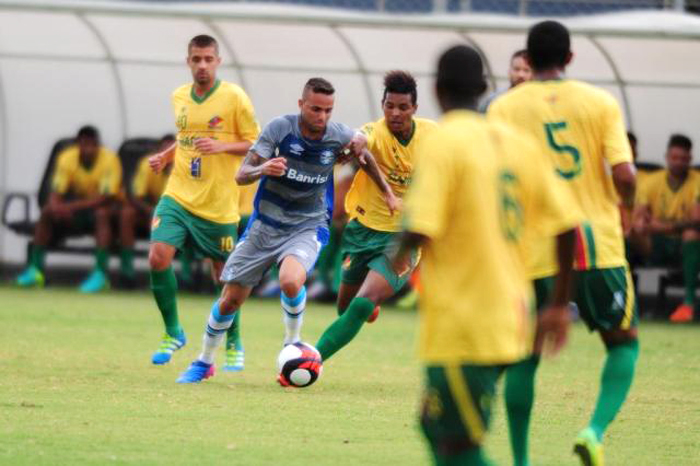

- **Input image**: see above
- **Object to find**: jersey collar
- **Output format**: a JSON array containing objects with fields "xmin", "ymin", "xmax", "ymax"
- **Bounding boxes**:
[{"xmin": 191, "ymin": 79, "xmax": 221, "ymax": 104}]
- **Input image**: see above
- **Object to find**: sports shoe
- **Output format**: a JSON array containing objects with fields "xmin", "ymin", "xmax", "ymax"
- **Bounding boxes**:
[
  {"xmin": 367, "ymin": 305, "xmax": 380, "ymax": 323},
  {"xmin": 573, "ymin": 427, "xmax": 604, "ymax": 466},
  {"xmin": 151, "ymin": 333, "xmax": 187, "ymax": 365},
  {"xmin": 223, "ymin": 348, "xmax": 245, "ymax": 372},
  {"xmin": 176, "ymin": 360, "xmax": 215, "ymax": 383},
  {"xmin": 670, "ymin": 304, "xmax": 694, "ymax": 323},
  {"xmin": 16, "ymin": 266, "xmax": 45, "ymax": 288},
  {"xmin": 79, "ymin": 269, "xmax": 109, "ymax": 293}
]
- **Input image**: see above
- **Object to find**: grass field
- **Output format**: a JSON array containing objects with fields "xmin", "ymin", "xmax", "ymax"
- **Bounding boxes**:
[{"xmin": 1, "ymin": 286, "xmax": 699, "ymax": 465}]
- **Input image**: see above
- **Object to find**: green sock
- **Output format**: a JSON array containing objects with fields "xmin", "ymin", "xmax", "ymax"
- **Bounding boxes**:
[
  {"xmin": 681, "ymin": 241, "xmax": 700, "ymax": 306},
  {"xmin": 316, "ymin": 297, "xmax": 375, "ymax": 360},
  {"xmin": 226, "ymin": 311, "xmax": 242, "ymax": 351},
  {"xmin": 30, "ymin": 244, "xmax": 46, "ymax": 271},
  {"xmin": 150, "ymin": 267, "xmax": 182, "ymax": 337},
  {"xmin": 120, "ymin": 248, "xmax": 135, "ymax": 278},
  {"xmin": 589, "ymin": 339, "xmax": 639, "ymax": 440},
  {"xmin": 95, "ymin": 248, "xmax": 109, "ymax": 273},
  {"xmin": 179, "ymin": 247, "xmax": 194, "ymax": 284},
  {"xmin": 504, "ymin": 355, "xmax": 540, "ymax": 466}
]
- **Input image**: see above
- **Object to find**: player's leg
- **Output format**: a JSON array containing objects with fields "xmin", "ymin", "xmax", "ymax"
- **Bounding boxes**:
[
  {"xmin": 118, "ymin": 202, "xmax": 137, "ymax": 286},
  {"xmin": 504, "ymin": 276, "xmax": 552, "ymax": 466},
  {"xmin": 671, "ymin": 228, "xmax": 700, "ymax": 322},
  {"xmin": 573, "ymin": 267, "xmax": 639, "ymax": 466},
  {"xmin": 421, "ymin": 364, "xmax": 503, "ymax": 465},
  {"xmin": 79, "ymin": 205, "xmax": 112, "ymax": 293},
  {"xmin": 336, "ymin": 282, "xmax": 362, "ymax": 316},
  {"xmin": 279, "ymin": 256, "xmax": 308, "ymax": 345},
  {"xmin": 17, "ymin": 204, "xmax": 57, "ymax": 286},
  {"xmin": 177, "ymin": 282, "xmax": 252, "ymax": 383},
  {"xmin": 148, "ymin": 197, "xmax": 189, "ymax": 364}
]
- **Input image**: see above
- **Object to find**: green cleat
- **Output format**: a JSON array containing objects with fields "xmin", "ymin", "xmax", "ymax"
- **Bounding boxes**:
[
  {"xmin": 79, "ymin": 269, "xmax": 110, "ymax": 294},
  {"xmin": 16, "ymin": 266, "xmax": 45, "ymax": 288},
  {"xmin": 223, "ymin": 348, "xmax": 245, "ymax": 372},
  {"xmin": 574, "ymin": 427, "xmax": 604, "ymax": 466}
]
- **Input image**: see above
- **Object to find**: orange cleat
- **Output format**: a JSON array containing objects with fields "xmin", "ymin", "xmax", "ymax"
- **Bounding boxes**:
[
  {"xmin": 367, "ymin": 305, "xmax": 380, "ymax": 323},
  {"xmin": 670, "ymin": 304, "xmax": 694, "ymax": 323}
]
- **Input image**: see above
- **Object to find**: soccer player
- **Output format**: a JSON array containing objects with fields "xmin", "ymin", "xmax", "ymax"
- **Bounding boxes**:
[
  {"xmin": 315, "ymin": 70, "xmax": 437, "ymax": 362},
  {"xmin": 394, "ymin": 45, "xmax": 575, "ymax": 466},
  {"xmin": 489, "ymin": 20, "xmax": 639, "ymax": 466},
  {"xmin": 16, "ymin": 125, "xmax": 122, "ymax": 293},
  {"xmin": 176, "ymin": 77, "xmax": 397, "ymax": 384},
  {"xmin": 633, "ymin": 134, "xmax": 700, "ymax": 323},
  {"xmin": 479, "ymin": 49, "xmax": 532, "ymax": 113},
  {"xmin": 147, "ymin": 35, "xmax": 260, "ymax": 369}
]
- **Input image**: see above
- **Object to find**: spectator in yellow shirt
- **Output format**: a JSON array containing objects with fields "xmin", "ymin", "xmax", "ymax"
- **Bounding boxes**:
[{"xmin": 16, "ymin": 125, "xmax": 122, "ymax": 293}]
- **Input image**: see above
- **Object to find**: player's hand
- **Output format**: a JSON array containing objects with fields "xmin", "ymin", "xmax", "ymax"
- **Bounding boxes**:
[
  {"xmin": 384, "ymin": 191, "xmax": 402, "ymax": 216},
  {"xmin": 261, "ymin": 158, "xmax": 287, "ymax": 177},
  {"xmin": 534, "ymin": 304, "xmax": 570, "ymax": 357},
  {"xmin": 347, "ymin": 132, "xmax": 368, "ymax": 158},
  {"xmin": 149, "ymin": 153, "xmax": 167, "ymax": 174},
  {"xmin": 194, "ymin": 138, "xmax": 224, "ymax": 154}
]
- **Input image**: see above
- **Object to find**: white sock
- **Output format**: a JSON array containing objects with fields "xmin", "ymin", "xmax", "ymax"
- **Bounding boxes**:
[
  {"xmin": 198, "ymin": 302, "xmax": 234, "ymax": 365},
  {"xmin": 281, "ymin": 286, "xmax": 306, "ymax": 345}
]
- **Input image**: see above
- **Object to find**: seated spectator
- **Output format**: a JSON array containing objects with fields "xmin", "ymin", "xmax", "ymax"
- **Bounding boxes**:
[
  {"xmin": 16, "ymin": 125, "xmax": 122, "ymax": 293},
  {"xmin": 118, "ymin": 134, "xmax": 182, "ymax": 287},
  {"xmin": 632, "ymin": 134, "xmax": 700, "ymax": 322},
  {"xmin": 479, "ymin": 49, "xmax": 532, "ymax": 113}
]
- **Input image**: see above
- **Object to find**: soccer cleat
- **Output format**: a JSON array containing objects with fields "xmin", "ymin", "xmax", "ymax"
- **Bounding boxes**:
[
  {"xmin": 79, "ymin": 269, "xmax": 109, "ymax": 294},
  {"xmin": 670, "ymin": 304, "xmax": 694, "ymax": 323},
  {"xmin": 367, "ymin": 305, "xmax": 380, "ymax": 323},
  {"xmin": 16, "ymin": 266, "xmax": 45, "ymax": 288},
  {"xmin": 176, "ymin": 360, "xmax": 215, "ymax": 383},
  {"xmin": 151, "ymin": 333, "xmax": 187, "ymax": 365},
  {"xmin": 223, "ymin": 348, "xmax": 245, "ymax": 372},
  {"xmin": 573, "ymin": 427, "xmax": 604, "ymax": 466}
]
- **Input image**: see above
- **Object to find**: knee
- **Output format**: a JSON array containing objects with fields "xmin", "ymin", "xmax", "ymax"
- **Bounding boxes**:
[
  {"xmin": 220, "ymin": 285, "xmax": 246, "ymax": 312},
  {"xmin": 149, "ymin": 245, "xmax": 172, "ymax": 271},
  {"xmin": 280, "ymin": 279, "xmax": 303, "ymax": 299},
  {"xmin": 120, "ymin": 204, "xmax": 136, "ymax": 224},
  {"xmin": 95, "ymin": 206, "xmax": 110, "ymax": 223}
]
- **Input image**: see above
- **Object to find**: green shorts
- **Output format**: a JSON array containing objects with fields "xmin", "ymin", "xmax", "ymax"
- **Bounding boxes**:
[
  {"xmin": 340, "ymin": 219, "xmax": 418, "ymax": 293},
  {"xmin": 421, "ymin": 364, "xmax": 506, "ymax": 453},
  {"xmin": 150, "ymin": 196, "xmax": 238, "ymax": 263},
  {"xmin": 574, "ymin": 266, "xmax": 638, "ymax": 332}
]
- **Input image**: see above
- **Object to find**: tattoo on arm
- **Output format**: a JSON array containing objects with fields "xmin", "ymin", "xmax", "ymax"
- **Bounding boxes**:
[{"xmin": 235, "ymin": 151, "xmax": 265, "ymax": 185}]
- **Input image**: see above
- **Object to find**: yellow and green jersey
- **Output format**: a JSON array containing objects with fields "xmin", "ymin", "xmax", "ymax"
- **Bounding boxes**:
[
  {"xmin": 637, "ymin": 169, "xmax": 700, "ymax": 222},
  {"xmin": 346, "ymin": 117, "xmax": 437, "ymax": 232},
  {"xmin": 132, "ymin": 156, "xmax": 169, "ymax": 204},
  {"xmin": 489, "ymin": 79, "xmax": 633, "ymax": 274},
  {"xmin": 164, "ymin": 80, "xmax": 260, "ymax": 224},
  {"xmin": 403, "ymin": 110, "xmax": 574, "ymax": 365},
  {"xmin": 52, "ymin": 145, "xmax": 122, "ymax": 198}
]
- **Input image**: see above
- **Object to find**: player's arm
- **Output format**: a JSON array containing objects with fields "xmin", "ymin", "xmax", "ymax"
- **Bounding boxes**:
[
  {"xmin": 391, "ymin": 232, "xmax": 426, "ymax": 274},
  {"xmin": 194, "ymin": 139, "xmax": 253, "ymax": 156},
  {"xmin": 149, "ymin": 142, "xmax": 177, "ymax": 174},
  {"xmin": 235, "ymin": 151, "xmax": 287, "ymax": 185},
  {"xmin": 357, "ymin": 149, "xmax": 400, "ymax": 215}
]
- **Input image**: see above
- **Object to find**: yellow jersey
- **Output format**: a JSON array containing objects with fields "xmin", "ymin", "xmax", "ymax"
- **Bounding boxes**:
[
  {"xmin": 163, "ymin": 80, "xmax": 260, "ymax": 224},
  {"xmin": 237, "ymin": 181, "xmax": 258, "ymax": 218},
  {"xmin": 404, "ymin": 110, "xmax": 574, "ymax": 365},
  {"xmin": 52, "ymin": 145, "xmax": 121, "ymax": 198},
  {"xmin": 637, "ymin": 170, "xmax": 700, "ymax": 222},
  {"xmin": 131, "ymin": 156, "xmax": 169, "ymax": 204},
  {"xmin": 346, "ymin": 117, "xmax": 438, "ymax": 232},
  {"xmin": 489, "ymin": 79, "xmax": 633, "ymax": 273}
]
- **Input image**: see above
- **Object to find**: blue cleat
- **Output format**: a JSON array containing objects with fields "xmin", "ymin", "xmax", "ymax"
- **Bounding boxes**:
[
  {"xmin": 151, "ymin": 333, "xmax": 187, "ymax": 365},
  {"xmin": 79, "ymin": 269, "xmax": 109, "ymax": 293},
  {"xmin": 223, "ymin": 348, "xmax": 245, "ymax": 372},
  {"xmin": 16, "ymin": 266, "xmax": 45, "ymax": 288},
  {"xmin": 177, "ymin": 360, "xmax": 215, "ymax": 384}
]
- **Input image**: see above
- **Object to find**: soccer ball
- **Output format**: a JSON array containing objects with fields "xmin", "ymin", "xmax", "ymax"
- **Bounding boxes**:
[{"xmin": 277, "ymin": 342, "xmax": 323, "ymax": 388}]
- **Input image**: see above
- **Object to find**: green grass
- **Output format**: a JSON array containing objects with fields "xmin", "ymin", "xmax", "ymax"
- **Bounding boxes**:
[{"xmin": 1, "ymin": 286, "xmax": 699, "ymax": 465}]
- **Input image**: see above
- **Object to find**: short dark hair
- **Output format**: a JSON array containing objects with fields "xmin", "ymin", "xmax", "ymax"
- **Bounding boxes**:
[
  {"xmin": 527, "ymin": 21, "xmax": 570, "ymax": 71},
  {"xmin": 303, "ymin": 77, "xmax": 335, "ymax": 96},
  {"xmin": 188, "ymin": 34, "xmax": 218, "ymax": 54},
  {"xmin": 161, "ymin": 134, "xmax": 176, "ymax": 143},
  {"xmin": 627, "ymin": 131, "xmax": 637, "ymax": 145},
  {"xmin": 668, "ymin": 133, "xmax": 692, "ymax": 151},
  {"xmin": 383, "ymin": 70, "xmax": 417, "ymax": 105},
  {"xmin": 436, "ymin": 45, "xmax": 487, "ymax": 106},
  {"xmin": 511, "ymin": 49, "xmax": 528, "ymax": 61},
  {"xmin": 77, "ymin": 125, "xmax": 99, "ymax": 142}
]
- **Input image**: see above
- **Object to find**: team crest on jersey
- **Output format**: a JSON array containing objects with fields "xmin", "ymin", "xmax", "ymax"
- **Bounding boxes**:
[
  {"xmin": 289, "ymin": 143, "xmax": 305, "ymax": 156},
  {"xmin": 176, "ymin": 107, "xmax": 187, "ymax": 130},
  {"xmin": 151, "ymin": 216, "xmax": 161, "ymax": 230},
  {"xmin": 320, "ymin": 150, "xmax": 334, "ymax": 165},
  {"xmin": 208, "ymin": 116, "xmax": 223, "ymax": 128}
]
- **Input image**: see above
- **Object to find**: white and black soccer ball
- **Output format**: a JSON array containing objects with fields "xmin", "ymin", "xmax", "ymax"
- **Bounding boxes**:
[{"xmin": 277, "ymin": 342, "xmax": 323, "ymax": 388}]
